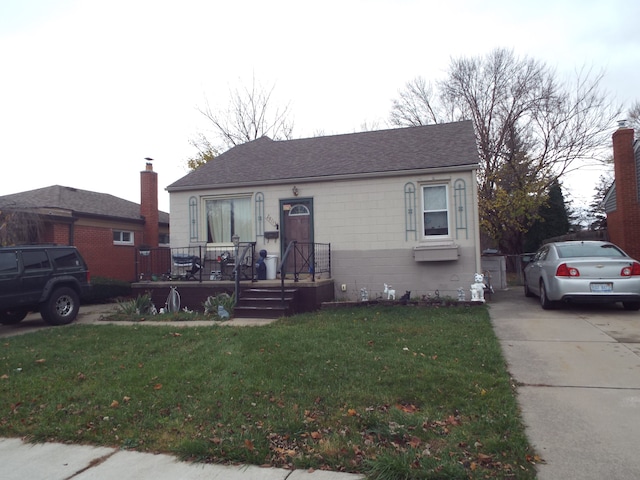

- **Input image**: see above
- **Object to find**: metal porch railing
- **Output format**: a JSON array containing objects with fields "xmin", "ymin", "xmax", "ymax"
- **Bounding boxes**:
[{"xmin": 135, "ymin": 243, "xmax": 256, "ymax": 283}]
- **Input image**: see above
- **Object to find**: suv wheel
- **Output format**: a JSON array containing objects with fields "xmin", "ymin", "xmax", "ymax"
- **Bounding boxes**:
[
  {"xmin": 40, "ymin": 287, "xmax": 80, "ymax": 325},
  {"xmin": 0, "ymin": 308, "xmax": 29, "ymax": 325}
]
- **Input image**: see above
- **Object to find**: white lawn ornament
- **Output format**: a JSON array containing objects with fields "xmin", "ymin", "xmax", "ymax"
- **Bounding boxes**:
[
  {"xmin": 384, "ymin": 283, "xmax": 396, "ymax": 300},
  {"xmin": 457, "ymin": 287, "xmax": 465, "ymax": 302},
  {"xmin": 360, "ymin": 287, "xmax": 369, "ymax": 302},
  {"xmin": 470, "ymin": 273, "xmax": 486, "ymax": 303}
]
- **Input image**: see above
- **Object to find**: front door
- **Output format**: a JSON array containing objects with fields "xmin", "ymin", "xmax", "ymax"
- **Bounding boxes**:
[{"xmin": 280, "ymin": 198, "xmax": 314, "ymax": 277}]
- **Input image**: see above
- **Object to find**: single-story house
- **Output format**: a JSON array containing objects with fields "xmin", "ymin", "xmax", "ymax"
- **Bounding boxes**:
[
  {"xmin": 0, "ymin": 162, "xmax": 169, "ymax": 282},
  {"xmin": 167, "ymin": 120, "xmax": 482, "ymax": 301},
  {"xmin": 604, "ymin": 123, "xmax": 640, "ymax": 261}
]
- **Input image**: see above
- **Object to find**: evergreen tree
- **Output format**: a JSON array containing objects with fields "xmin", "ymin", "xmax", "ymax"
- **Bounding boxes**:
[{"xmin": 524, "ymin": 180, "xmax": 571, "ymax": 252}]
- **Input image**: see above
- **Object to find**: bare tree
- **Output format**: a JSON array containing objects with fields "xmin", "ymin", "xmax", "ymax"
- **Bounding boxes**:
[
  {"xmin": 390, "ymin": 48, "xmax": 620, "ymax": 252},
  {"xmin": 0, "ymin": 202, "xmax": 44, "ymax": 246},
  {"xmin": 389, "ymin": 76, "xmax": 440, "ymax": 127},
  {"xmin": 196, "ymin": 76, "xmax": 294, "ymax": 154},
  {"xmin": 627, "ymin": 100, "xmax": 640, "ymax": 134},
  {"xmin": 186, "ymin": 133, "xmax": 218, "ymax": 171}
]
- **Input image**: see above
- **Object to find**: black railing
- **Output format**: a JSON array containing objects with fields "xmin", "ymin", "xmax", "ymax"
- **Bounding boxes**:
[
  {"xmin": 135, "ymin": 243, "xmax": 256, "ymax": 283},
  {"xmin": 278, "ymin": 241, "xmax": 331, "ymax": 283},
  {"xmin": 279, "ymin": 241, "xmax": 331, "ymax": 305}
]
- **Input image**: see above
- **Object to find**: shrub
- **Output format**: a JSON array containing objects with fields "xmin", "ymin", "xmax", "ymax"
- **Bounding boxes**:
[
  {"xmin": 203, "ymin": 292, "xmax": 235, "ymax": 320},
  {"xmin": 117, "ymin": 292, "xmax": 156, "ymax": 315},
  {"xmin": 84, "ymin": 276, "xmax": 132, "ymax": 303}
]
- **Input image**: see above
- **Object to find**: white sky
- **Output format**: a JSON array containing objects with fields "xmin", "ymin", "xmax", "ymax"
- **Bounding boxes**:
[{"xmin": 1, "ymin": 0, "xmax": 638, "ymax": 213}]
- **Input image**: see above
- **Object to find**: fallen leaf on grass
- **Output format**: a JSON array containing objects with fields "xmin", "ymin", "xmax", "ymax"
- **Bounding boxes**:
[
  {"xmin": 153, "ymin": 384, "xmax": 163, "ymax": 390},
  {"xmin": 110, "ymin": 400, "xmax": 119, "ymax": 408},
  {"xmin": 396, "ymin": 403, "xmax": 418, "ymax": 413},
  {"xmin": 244, "ymin": 439, "xmax": 255, "ymax": 451},
  {"xmin": 526, "ymin": 454, "xmax": 544, "ymax": 463},
  {"xmin": 408, "ymin": 436, "xmax": 421, "ymax": 448},
  {"xmin": 35, "ymin": 358, "xmax": 46, "ymax": 364}
]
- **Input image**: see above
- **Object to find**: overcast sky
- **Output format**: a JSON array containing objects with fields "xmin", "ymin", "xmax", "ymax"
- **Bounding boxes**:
[{"xmin": 1, "ymin": 0, "xmax": 638, "ymax": 212}]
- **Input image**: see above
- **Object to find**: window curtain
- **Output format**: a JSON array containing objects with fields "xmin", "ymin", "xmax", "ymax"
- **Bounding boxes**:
[
  {"xmin": 234, "ymin": 197, "xmax": 252, "ymax": 241},
  {"xmin": 206, "ymin": 197, "xmax": 252, "ymax": 243},
  {"xmin": 207, "ymin": 200, "xmax": 230, "ymax": 243}
]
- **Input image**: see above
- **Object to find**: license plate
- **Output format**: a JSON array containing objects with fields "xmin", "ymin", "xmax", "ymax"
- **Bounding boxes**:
[{"xmin": 590, "ymin": 283, "xmax": 613, "ymax": 293}]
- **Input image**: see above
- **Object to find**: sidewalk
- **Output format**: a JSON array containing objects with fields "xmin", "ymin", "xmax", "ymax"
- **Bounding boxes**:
[
  {"xmin": 489, "ymin": 288, "xmax": 640, "ymax": 480},
  {"xmin": 0, "ymin": 437, "xmax": 363, "ymax": 480}
]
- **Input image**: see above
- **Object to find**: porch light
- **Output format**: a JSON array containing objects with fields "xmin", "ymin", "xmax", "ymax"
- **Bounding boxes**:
[
  {"xmin": 292, "ymin": 186, "xmax": 299, "ymax": 196},
  {"xmin": 232, "ymin": 233, "xmax": 240, "ymax": 247}
]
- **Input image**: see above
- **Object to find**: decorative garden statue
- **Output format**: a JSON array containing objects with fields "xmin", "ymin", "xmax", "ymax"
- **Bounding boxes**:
[
  {"xmin": 360, "ymin": 287, "xmax": 369, "ymax": 302},
  {"xmin": 470, "ymin": 273, "xmax": 486, "ymax": 303}
]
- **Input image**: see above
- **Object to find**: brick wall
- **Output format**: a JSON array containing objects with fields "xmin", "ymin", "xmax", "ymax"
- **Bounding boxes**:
[
  {"xmin": 609, "ymin": 127, "xmax": 640, "ymax": 260},
  {"xmin": 40, "ymin": 217, "xmax": 143, "ymax": 282},
  {"xmin": 74, "ymin": 224, "xmax": 135, "ymax": 281}
]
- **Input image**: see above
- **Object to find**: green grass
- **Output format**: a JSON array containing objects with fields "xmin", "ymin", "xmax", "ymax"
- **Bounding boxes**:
[{"xmin": 0, "ymin": 305, "xmax": 537, "ymax": 479}]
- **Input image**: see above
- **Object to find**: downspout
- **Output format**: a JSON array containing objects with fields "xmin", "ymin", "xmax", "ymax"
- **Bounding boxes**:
[{"xmin": 471, "ymin": 167, "xmax": 482, "ymax": 274}]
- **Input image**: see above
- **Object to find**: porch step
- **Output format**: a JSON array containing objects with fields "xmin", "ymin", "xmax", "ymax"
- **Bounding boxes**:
[{"xmin": 235, "ymin": 288, "xmax": 299, "ymax": 319}]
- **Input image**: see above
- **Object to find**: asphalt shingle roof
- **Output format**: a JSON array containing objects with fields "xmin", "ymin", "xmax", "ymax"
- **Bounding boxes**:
[
  {"xmin": 0, "ymin": 185, "xmax": 169, "ymax": 224},
  {"xmin": 168, "ymin": 120, "xmax": 478, "ymax": 191}
]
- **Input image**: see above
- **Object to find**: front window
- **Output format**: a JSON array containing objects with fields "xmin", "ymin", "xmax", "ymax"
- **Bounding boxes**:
[
  {"xmin": 113, "ymin": 230, "xmax": 134, "ymax": 245},
  {"xmin": 422, "ymin": 185, "xmax": 449, "ymax": 237},
  {"xmin": 206, "ymin": 197, "xmax": 252, "ymax": 243}
]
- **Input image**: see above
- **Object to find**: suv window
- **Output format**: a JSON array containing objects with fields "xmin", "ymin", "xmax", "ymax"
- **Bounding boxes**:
[
  {"xmin": 0, "ymin": 252, "xmax": 18, "ymax": 274},
  {"xmin": 49, "ymin": 248, "xmax": 82, "ymax": 269},
  {"xmin": 22, "ymin": 250, "xmax": 51, "ymax": 271}
]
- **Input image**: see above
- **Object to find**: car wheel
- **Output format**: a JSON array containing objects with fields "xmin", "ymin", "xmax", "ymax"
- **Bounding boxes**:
[
  {"xmin": 40, "ymin": 287, "xmax": 80, "ymax": 325},
  {"xmin": 622, "ymin": 301, "xmax": 640, "ymax": 311},
  {"xmin": 523, "ymin": 276, "xmax": 534, "ymax": 297},
  {"xmin": 539, "ymin": 281, "xmax": 554, "ymax": 310},
  {"xmin": 0, "ymin": 308, "xmax": 29, "ymax": 325}
]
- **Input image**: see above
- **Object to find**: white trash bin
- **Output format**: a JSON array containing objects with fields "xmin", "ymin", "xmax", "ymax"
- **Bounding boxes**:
[{"xmin": 265, "ymin": 255, "xmax": 278, "ymax": 280}]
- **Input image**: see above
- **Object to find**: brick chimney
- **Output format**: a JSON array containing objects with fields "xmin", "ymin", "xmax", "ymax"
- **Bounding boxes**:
[
  {"xmin": 608, "ymin": 124, "xmax": 640, "ymax": 259},
  {"xmin": 140, "ymin": 160, "xmax": 159, "ymax": 248}
]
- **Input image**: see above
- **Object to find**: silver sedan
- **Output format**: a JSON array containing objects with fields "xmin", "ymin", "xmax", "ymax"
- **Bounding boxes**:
[{"xmin": 523, "ymin": 241, "xmax": 640, "ymax": 310}]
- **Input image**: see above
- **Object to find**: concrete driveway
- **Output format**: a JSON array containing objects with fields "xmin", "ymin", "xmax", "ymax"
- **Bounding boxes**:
[{"xmin": 490, "ymin": 288, "xmax": 640, "ymax": 480}]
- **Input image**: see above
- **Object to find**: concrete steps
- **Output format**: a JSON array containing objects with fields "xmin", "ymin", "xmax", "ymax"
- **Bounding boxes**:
[{"xmin": 234, "ymin": 288, "xmax": 299, "ymax": 319}]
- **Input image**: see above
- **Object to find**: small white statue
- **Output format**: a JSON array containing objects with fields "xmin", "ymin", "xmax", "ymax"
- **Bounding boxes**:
[
  {"xmin": 384, "ymin": 283, "xmax": 396, "ymax": 300},
  {"xmin": 360, "ymin": 287, "xmax": 369, "ymax": 302},
  {"xmin": 217, "ymin": 305, "xmax": 230, "ymax": 320},
  {"xmin": 470, "ymin": 273, "xmax": 485, "ymax": 302},
  {"xmin": 457, "ymin": 287, "xmax": 465, "ymax": 302}
]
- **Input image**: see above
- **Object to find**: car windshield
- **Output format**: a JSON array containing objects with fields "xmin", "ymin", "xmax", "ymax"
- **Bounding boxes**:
[{"xmin": 556, "ymin": 243, "xmax": 625, "ymax": 259}]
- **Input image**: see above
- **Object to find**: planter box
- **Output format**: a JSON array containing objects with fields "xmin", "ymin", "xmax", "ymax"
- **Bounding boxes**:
[{"xmin": 413, "ymin": 244, "xmax": 459, "ymax": 262}]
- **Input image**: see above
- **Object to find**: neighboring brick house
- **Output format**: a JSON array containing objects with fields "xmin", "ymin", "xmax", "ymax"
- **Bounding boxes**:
[
  {"xmin": 0, "ymin": 162, "xmax": 169, "ymax": 282},
  {"xmin": 604, "ymin": 123, "xmax": 640, "ymax": 261}
]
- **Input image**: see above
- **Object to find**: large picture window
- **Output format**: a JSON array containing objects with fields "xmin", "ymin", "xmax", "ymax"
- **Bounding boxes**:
[
  {"xmin": 422, "ymin": 185, "xmax": 449, "ymax": 237},
  {"xmin": 206, "ymin": 197, "xmax": 252, "ymax": 243}
]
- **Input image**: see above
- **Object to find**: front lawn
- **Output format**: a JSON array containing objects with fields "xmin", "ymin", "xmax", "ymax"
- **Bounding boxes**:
[{"xmin": 0, "ymin": 305, "xmax": 537, "ymax": 479}]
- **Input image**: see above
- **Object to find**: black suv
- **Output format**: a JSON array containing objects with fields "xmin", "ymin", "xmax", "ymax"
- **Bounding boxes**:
[{"xmin": 0, "ymin": 245, "xmax": 91, "ymax": 326}]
